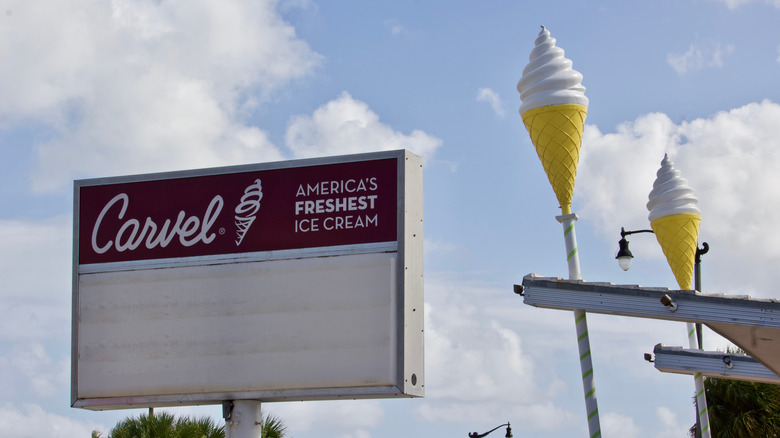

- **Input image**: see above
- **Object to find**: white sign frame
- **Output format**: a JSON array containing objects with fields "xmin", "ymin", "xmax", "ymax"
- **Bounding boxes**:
[{"xmin": 72, "ymin": 150, "xmax": 423, "ymax": 410}]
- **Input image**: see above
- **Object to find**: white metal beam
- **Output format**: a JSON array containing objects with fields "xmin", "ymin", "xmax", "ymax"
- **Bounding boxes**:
[
  {"xmin": 651, "ymin": 345, "xmax": 780, "ymax": 385},
  {"xmin": 519, "ymin": 274, "xmax": 780, "ymax": 378}
]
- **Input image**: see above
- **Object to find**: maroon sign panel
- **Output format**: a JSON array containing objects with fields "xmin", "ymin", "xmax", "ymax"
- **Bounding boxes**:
[{"xmin": 78, "ymin": 158, "xmax": 398, "ymax": 265}]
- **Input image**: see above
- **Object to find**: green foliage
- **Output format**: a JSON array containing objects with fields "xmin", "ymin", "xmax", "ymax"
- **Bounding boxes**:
[
  {"xmin": 704, "ymin": 377, "xmax": 780, "ymax": 438},
  {"xmin": 689, "ymin": 348, "xmax": 780, "ymax": 437},
  {"xmin": 104, "ymin": 410, "xmax": 287, "ymax": 438},
  {"xmin": 260, "ymin": 414, "xmax": 288, "ymax": 438},
  {"xmin": 108, "ymin": 412, "xmax": 224, "ymax": 438},
  {"xmin": 690, "ymin": 347, "xmax": 780, "ymax": 437}
]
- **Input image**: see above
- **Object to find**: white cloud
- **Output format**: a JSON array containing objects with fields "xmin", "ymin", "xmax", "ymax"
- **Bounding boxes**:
[
  {"xmin": 653, "ymin": 406, "xmax": 691, "ymax": 438},
  {"xmin": 285, "ymin": 91, "xmax": 442, "ymax": 161},
  {"xmin": 424, "ymin": 238, "xmax": 466, "ymax": 262},
  {"xmin": 577, "ymin": 112, "xmax": 676, "ymax": 239},
  {"xmin": 422, "ymin": 282, "xmax": 531, "ymax": 404},
  {"xmin": 33, "ymin": 71, "xmax": 284, "ymax": 191},
  {"xmin": 476, "ymin": 88, "xmax": 505, "ymax": 118},
  {"xmin": 708, "ymin": 0, "xmax": 780, "ymax": 8},
  {"xmin": 384, "ymin": 18, "xmax": 405, "ymax": 36},
  {"xmin": 414, "ymin": 276, "xmax": 575, "ymax": 431},
  {"xmin": 0, "ymin": 344, "xmax": 69, "ymax": 399},
  {"xmin": 278, "ymin": 0, "xmax": 318, "ymax": 13},
  {"xmin": 578, "ymin": 100, "xmax": 780, "ymax": 297},
  {"xmin": 424, "ymin": 308, "xmax": 533, "ymax": 403},
  {"xmin": 0, "ymin": 216, "xmax": 72, "ymax": 340},
  {"xmin": 667, "ymin": 43, "xmax": 734, "ymax": 75},
  {"xmin": 0, "ymin": 218, "xmax": 74, "ymax": 412},
  {"xmin": 419, "ymin": 401, "xmax": 574, "ymax": 433},
  {"xmin": 0, "ymin": 0, "xmax": 321, "ymax": 191},
  {"xmin": 602, "ymin": 412, "xmax": 640, "ymax": 438},
  {"xmin": 709, "ymin": 0, "xmax": 753, "ymax": 8},
  {"xmin": 0, "ymin": 403, "xmax": 106, "ymax": 438},
  {"xmin": 273, "ymin": 400, "xmax": 384, "ymax": 436}
]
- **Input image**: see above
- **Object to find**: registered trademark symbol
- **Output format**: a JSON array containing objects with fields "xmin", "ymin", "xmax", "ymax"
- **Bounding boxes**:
[{"xmin": 219, "ymin": 227, "xmax": 226, "ymax": 235}]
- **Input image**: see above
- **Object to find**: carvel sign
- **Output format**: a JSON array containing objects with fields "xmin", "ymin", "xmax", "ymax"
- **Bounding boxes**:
[
  {"xmin": 72, "ymin": 150, "xmax": 424, "ymax": 410},
  {"xmin": 79, "ymin": 157, "xmax": 397, "ymax": 265}
]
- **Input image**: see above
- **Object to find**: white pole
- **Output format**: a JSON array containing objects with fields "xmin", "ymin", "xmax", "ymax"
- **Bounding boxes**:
[
  {"xmin": 687, "ymin": 322, "xmax": 711, "ymax": 437},
  {"xmin": 557, "ymin": 213, "xmax": 601, "ymax": 438},
  {"xmin": 225, "ymin": 400, "xmax": 262, "ymax": 438}
]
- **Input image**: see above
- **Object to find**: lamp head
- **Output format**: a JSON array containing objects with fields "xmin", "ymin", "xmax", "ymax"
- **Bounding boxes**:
[
  {"xmin": 505, "ymin": 423, "xmax": 512, "ymax": 438},
  {"xmin": 616, "ymin": 236, "xmax": 634, "ymax": 271}
]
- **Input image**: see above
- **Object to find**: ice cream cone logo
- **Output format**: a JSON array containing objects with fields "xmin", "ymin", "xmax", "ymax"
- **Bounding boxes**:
[
  {"xmin": 517, "ymin": 26, "xmax": 588, "ymax": 213},
  {"xmin": 647, "ymin": 155, "xmax": 701, "ymax": 290},
  {"xmin": 235, "ymin": 179, "xmax": 263, "ymax": 246}
]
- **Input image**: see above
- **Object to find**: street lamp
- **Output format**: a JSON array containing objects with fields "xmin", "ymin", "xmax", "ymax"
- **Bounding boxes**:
[
  {"xmin": 615, "ymin": 227, "xmax": 654, "ymax": 271},
  {"xmin": 468, "ymin": 422, "xmax": 512, "ymax": 438},
  {"xmin": 615, "ymin": 228, "xmax": 709, "ymax": 289},
  {"xmin": 615, "ymin": 227, "xmax": 709, "ymax": 346}
]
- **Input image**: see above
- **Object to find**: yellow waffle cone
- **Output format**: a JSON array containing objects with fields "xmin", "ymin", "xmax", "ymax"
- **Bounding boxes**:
[
  {"xmin": 522, "ymin": 104, "xmax": 587, "ymax": 211},
  {"xmin": 650, "ymin": 213, "xmax": 701, "ymax": 290}
]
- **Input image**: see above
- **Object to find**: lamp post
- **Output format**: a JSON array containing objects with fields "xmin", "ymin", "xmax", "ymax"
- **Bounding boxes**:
[
  {"xmin": 468, "ymin": 422, "xmax": 512, "ymax": 438},
  {"xmin": 615, "ymin": 229, "xmax": 709, "ymax": 348},
  {"xmin": 616, "ymin": 227, "xmax": 710, "ymax": 437}
]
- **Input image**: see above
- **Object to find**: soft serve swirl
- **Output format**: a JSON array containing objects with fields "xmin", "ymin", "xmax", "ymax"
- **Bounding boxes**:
[
  {"xmin": 646, "ymin": 154, "xmax": 701, "ymax": 222},
  {"xmin": 517, "ymin": 25, "xmax": 589, "ymax": 114}
]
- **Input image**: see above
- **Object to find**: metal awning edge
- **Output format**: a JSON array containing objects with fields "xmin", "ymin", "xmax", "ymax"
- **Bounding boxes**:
[
  {"xmin": 652, "ymin": 345, "xmax": 780, "ymax": 384},
  {"xmin": 519, "ymin": 273, "xmax": 780, "ymax": 378},
  {"xmin": 519, "ymin": 274, "xmax": 780, "ymax": 328}
]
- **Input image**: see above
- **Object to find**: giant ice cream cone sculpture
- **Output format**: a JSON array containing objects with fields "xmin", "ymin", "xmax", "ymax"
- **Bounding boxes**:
[
  {"xmin": 517, "ymin": 26, "xmax": 601, "ymax": 438},
  {"xmin": 647, "ymin": 155, "xmax": 711, "ymax": 437},
  {"xmin": 517, "ymin": 25, "xmax": 589, "ymax": 213},
  {"xmin": 647, "ymin": 154, "xmax": 701, "ymax": 290}
]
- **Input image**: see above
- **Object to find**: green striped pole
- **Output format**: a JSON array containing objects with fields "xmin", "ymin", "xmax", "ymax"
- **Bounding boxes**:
[
  {"xmin": 687, "ymin": 321, "xmax": 711, "ymax": 437},
  {"xmin": 557, "ymin": 213, "xmax": 601, "ymax": 438}
]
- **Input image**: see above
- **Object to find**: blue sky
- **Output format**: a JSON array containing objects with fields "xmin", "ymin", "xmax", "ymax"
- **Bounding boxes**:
[{"xmin": 2, "ymin": 0, "xmax": 780, "ymax": 436}]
